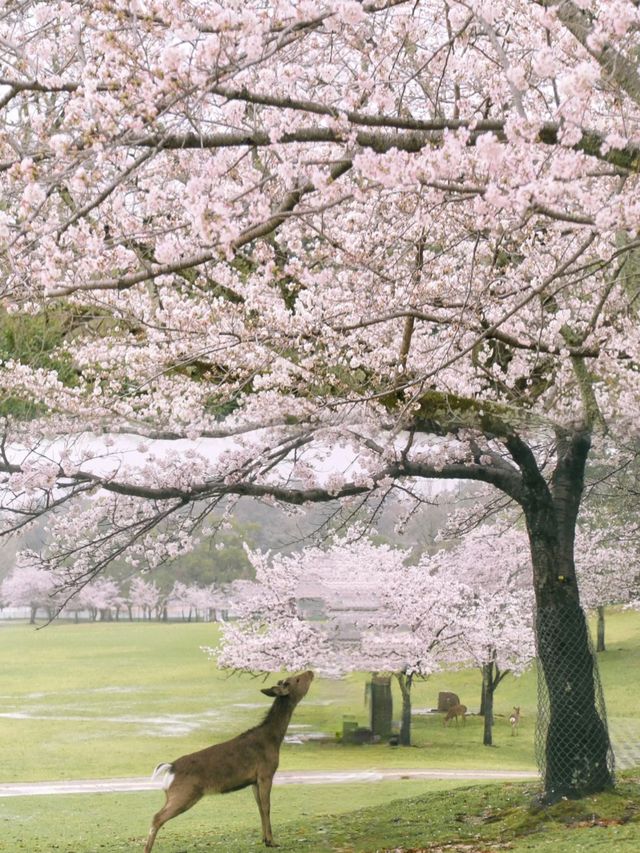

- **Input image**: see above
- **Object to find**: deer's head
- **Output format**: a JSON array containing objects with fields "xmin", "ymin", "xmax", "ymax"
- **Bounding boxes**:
[{"xmin": 261, "ymin": 670, "xmax": 314, "ymax": 704}]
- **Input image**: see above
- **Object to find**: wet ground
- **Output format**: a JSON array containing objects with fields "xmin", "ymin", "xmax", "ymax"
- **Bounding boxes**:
[{"xmin": 0, "ymin": 767, "xmax": 538, "ymax": 797}]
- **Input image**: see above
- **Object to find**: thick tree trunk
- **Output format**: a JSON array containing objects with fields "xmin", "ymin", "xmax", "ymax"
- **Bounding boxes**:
[
  {"xmin": 596, "ymin": 606, "xmax": 606, "ymax": 653},
  {"xmin": 396, "ymin": 673, "xmax": 413, "ymax": 746},
  {"xmin": 482, "ymin": 662, "xmax": 494, "ymax": 747},
  {"xmin": 521, "ymin": 430, "xmax": 613, "ymax": 800},
  {"xmin": 536, "ymin": 593, "xmax": 612, "ymax": 798}
]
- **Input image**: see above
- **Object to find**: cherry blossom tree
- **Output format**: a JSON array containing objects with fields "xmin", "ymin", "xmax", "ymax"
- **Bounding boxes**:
[
  {"xmin": 3, "ymin": 0, "xmax": 640, "ymax": 799},
  {"xmin": 575, "ymin": 525, "xmax": 637, "ymax": 652},
  {"xmin": 422, "ymin": 524, "xmax": 536, "ymax": 745},
  {"xmin": 0, "ymin": 551, "xmax": 61, "ymax": 623},
  {"xmin": 168, "ymin": 580, "xmax": 195, "ymax": 620},
  {"xmin": 72, "ymin": 575, "xmax": 124, "ymax": 620},
  {"xmin": 167, "ymin": 579, "xmax": 222, "ymax": 620},
  {"xmin": 460, "ymin": 585, "xmax": 535, "ymax": 746},
  {"xmin": 217, "ymin": 535, "xmax": 503, "ymax": 746},
  {"xmin": 361, "ymin": 554, "xmax": 473, "ymax": 746},
  {"xmin": 216, "ymin": 549, "xmax": 333, "ymax": 674},
  {"xmin": 127, "ymin": 576, "xmax": 162, "ymax": 620}
]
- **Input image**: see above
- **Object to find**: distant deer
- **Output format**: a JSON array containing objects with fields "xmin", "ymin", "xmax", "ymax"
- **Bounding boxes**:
[
  {"xmin": 143, "ymin": 670, "xmax": 314, "ymax": 852},
  {"xmin": 443, "ymin": 703, "xmax": 467, "ymax": 726},
  {"xmin": 509, "ymin": 706, "xmax": 521, "ymax": 736}
]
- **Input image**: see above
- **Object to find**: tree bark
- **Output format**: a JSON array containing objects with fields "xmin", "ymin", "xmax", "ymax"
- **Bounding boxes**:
[
  {"xmin": 396, "ymin": 672, "xmax": 413, "ymax": 746},
  {"xmin": 518, "ymin": 429, "xmax": 613, "ymax": 800},
  {"xmin": 535, "ymin": 593, "xmax": 612, "ymax": 799},
  {"xmin": 482, "ymin": 662, "xmax": 494, "ymax": 746},
  {"xmin": 597, "ymin": 606, "xmax": 606, "ymax": 653}
]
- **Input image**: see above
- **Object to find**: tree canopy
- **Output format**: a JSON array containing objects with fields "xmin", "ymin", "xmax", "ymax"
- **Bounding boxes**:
[
  {"xmin": 0, "ymin": 1, "xmax": 638, "ymax": 525},
  {"xmin": 1, "ymin": 0, "xmax": 639, "ymax": 800}
]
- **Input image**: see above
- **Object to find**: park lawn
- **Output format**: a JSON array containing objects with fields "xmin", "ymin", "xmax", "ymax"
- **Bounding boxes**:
[
  {"xmin": 0, "ymin": 620, "xmax": 538, "ymax": 781},
  {"xmin": 0, "ymin": 612, "xmax": 639, "ymax": 852},
  {"xmin": 0, "ymin": 609, "xmax": 638, "ymax": 782},
  {"xmin": 0, "ymin": 779, "xmax": 466, "ymax": 852},
  {"xmin": 0, "ymin": 774, "xmax": 639, "ymax": 852}
]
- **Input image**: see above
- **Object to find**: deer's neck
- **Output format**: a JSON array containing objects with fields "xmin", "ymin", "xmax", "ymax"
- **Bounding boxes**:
[{"xmin": 261, "ymin": 697, "xmax": 295, "ymax": 743}]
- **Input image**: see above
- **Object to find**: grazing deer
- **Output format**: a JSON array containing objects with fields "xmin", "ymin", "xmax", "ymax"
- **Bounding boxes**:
[
  {"xmin": 509, "ymin": 706, "xmax": 521, "ymax": 736},
  {"xmin": 443, "ymin": 703, "xmax": 467, "ymax": 726},
  {"xmin": 144, "ymin": 670, "xmax": 314, "ymax": 852}
]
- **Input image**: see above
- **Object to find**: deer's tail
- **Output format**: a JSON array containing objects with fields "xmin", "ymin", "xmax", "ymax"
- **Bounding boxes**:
[{"xmin": 151, "ymin": 762, "xmax": 175, "ymax": 789}]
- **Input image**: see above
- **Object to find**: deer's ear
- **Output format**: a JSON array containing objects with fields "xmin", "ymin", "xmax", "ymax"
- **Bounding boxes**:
[{"xmin": 261, "ymin": 684, "xmax": 290, "ymax": 697}]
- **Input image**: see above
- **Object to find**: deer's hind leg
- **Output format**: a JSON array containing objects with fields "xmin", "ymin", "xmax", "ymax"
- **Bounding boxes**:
[{"xmin": 144, "ymin": 783, "xmax": 203, "ymax": 853}]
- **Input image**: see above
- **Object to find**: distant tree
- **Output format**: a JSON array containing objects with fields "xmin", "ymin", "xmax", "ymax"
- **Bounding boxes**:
[
  {"xmin": 127, "ymin": 577, "xmax": 162, "ymax": 621},
  {"xmin": 157, "ymin": 517, "xmax": 259, "ymax": 587},
  {"xmin": 360, "ymin": 556, "xmax": 471, "ymax": 746},
  {"xmin": 168, "ymin": 580, "xmax": 220, "ymax": 621},
  {"xmin": 460, "ymin": 584, "xmax": 535, "ymax": 746},
  {"xmin": 218, "ymin": 536, "xmax": 477, "ymax": 745},
  {"xmin": 575, "ymin": 526, "xmax": 636, "ymax": 652},
  {"xmin": 422, "ymin": 524, "xmax": 536, "ymax": 746},
  {"xmin": 76, "ymin": 577, "xmax": 124, "ymax": 622},
  {"xmin": 0, "ymin": 552, "xmax": 60, "ymax": 623}
]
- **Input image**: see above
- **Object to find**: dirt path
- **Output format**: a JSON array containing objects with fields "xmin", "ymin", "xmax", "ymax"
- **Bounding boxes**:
[{"xmin": 0, "ymin": 768, "xmax": 537, "ymax": 798}]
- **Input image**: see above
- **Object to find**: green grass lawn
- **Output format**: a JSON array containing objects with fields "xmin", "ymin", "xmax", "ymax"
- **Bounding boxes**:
[
  {"xmin": 0, "ymin": 779, "xmax": 467, "ymax": 852},
  {"xmin": 1, "ymin": 775, "xmax": 639, "ymax": 852},
  {"xmin": 2, "ymin": 610, "xmax": 639, "ymax": 781},
  {"xmin": 0, "ymin": 619, "xmax": 542, "ymax": 781},
  {"xmin": 0, "ymin": 610, "xmax": 639, "ymax": 852}
]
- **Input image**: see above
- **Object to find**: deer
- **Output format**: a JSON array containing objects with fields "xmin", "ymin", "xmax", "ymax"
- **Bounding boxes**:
[
  {"xmin": 443, "ymin": 703, "xmax": 467, "ymax": 726},
  {"xmin": 509, "ymin": 706, "xmax": 521, "ymax": 735},
  {"xmin": 143, "ymin": 670, "xmax": 314, "ymax": 853}
]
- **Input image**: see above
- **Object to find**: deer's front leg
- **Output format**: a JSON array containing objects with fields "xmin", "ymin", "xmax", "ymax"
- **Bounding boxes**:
[{"xmin": 253, "ymin": 776, "xmax": 277, "ymax": 846}]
